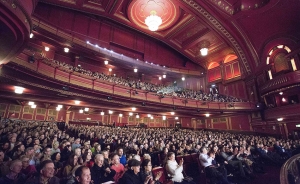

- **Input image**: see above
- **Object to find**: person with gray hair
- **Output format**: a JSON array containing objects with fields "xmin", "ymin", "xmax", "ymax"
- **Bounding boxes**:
[
  {"xmin": 0, "ymin": 159, "xmax": 25, "ymax": 184},
  {"xmin": 90, "ymin": 154, "xmax": 115, "ymax": 184}
]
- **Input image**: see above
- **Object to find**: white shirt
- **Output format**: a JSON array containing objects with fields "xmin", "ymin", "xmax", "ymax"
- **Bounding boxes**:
[
  {"xmin": 199, "ymin": 153, "xmax": 213, "ymax": 167},
  {"xmin": 166, "ymin": 160, "xmax": 184, "ymax": 182}
]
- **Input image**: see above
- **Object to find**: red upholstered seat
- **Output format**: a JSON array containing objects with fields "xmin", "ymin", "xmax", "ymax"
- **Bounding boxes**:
[{"xmin": 152, "ymin": 166, "xmax": 173, "ymax": 184}]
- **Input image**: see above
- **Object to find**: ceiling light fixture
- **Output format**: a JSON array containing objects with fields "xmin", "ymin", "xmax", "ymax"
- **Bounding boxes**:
[
  {"xmin": 119, "ymin": 114, "xmax": 123, "ymax": 117},
  {"xmin": 277, "ymin": 118, "xmax": 283, "ymax": 121},
  {"xmin": 134, "ymin": 68, "xmax": 138, "ymax": 73},
  {"xmin": 100, "ymin": 111, "xmax": 104, "ymax": 115},
  {"xmin": 182, "ymin": 77, "xmax": 185, "ymax": 81},
  {"xmin": 28, "ymin": 101, "xmax": 34, "ymax": 106},
  {"xmin": 64, "ymin": 48, "xmax": 69, "ymax": 53},
  {"xmin": 104, "ymin": 60, "xmax": 109, "ymax": 65},
  {"xmin": 56, "ymin": 107, "xmax": 61, "ymax": 111},
  {"xmin": 31, "ymin": 104, "xmax": 36, "ymax": 108},
  {"xmin": 45, "ymin": 47, "xmax": 50, "ymax": 52},
  {"xmin": 75, "ymin": 100, "xmax": 80, "ymax": 105},
  {"xmin": 129, "ymin": 112, "xmax": 133, "ymax": 116},
  {"xmin": 145, "ymin": 10, "xmax": 162, "ymax": 31},
  {"xmin": 109, "ymin": 110, "xmax": 113, "ymax": 114},
  {"xmin": 175, "ymin": 117, "xmax": 179, "ymax": 120},
  {"xmin": 162, "ymin": 116, "xmax": 166, "ymax": 120},
  {"xmin": 136, "ymin": 114, "xmax": 140, "ymax": 118},
  {"xmin": 170, "ymin": 112, "xmax": 175, "ymax": 115},
  {"xmin": 14, "ymin": 86, "xmax": 24, "ymax": 94},
  {"xmin": 163, "ymin": 74, "xmax": 166, "ymax": 78},
  {"xmin": 132, "ymin": 107, "xmax": 136, "ymax": 111},
  {"xmin": 79, "ymin": 109, "xmax": 83, "ymax": 113},
  {"xmin": 84, "ymin": 107, "xmax": 89, "ymax": 111},
  {"xmin": 30, "ymin": 33, "xmax": 34, "ymax": 38},
  {"xmin": 109, "ymin": 68, "xmax": 112, "ymax": 72},
  {"xmin": 279, "ymin": 92, "xmax": 283, "ymax": 95},
  {"xmin": 57, "ymin": 105, "xmax": 63, "ymax": 109},
  {"xmin": 159, "ymin": 77, "xmax": 162, "ymax": 80},
  {"xmin": 205, "ymin": 113, "xmax": 210, "ymax": 117},
  {"xmin": 199, "ymin": 40, "xmax": 210, "ymax": 56}
]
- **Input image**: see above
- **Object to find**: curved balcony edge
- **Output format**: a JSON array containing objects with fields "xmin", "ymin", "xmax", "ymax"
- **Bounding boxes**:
[
  {"xmin": 280, "ymin": 154, "xmax": 300, "ymax": 184},
  {"xmin": 260, "ymin": 70, "xmax": 300, "ymax": 95},
  {"xmin": 10, "ymin": 57, "xmax": 257, "ymax": 111}
]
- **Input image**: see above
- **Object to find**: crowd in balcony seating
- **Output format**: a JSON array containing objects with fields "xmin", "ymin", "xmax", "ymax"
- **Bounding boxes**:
[
  {"xmin": 0, "ymin": 118, "xmax": 298, "ymax": 184},
  {"xmin": 44, "ymin": 59, "xmax": 244, "ymax": 103}
]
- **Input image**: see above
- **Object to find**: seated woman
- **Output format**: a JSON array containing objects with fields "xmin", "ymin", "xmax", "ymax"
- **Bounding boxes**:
[
  {"xmin": 51, "ymin": 152, "xmax": 63, "ymax": 177},
  {"xmin": 140, "ymin": 159, "xmax": 162, "ymax": 184},
  {"xmin": 62, "ymin": 154, "xmax": 79, "ymax": 179},
  {"xmin": 165, "ymin": 152, "xmax": 195, "ymax": 184}
]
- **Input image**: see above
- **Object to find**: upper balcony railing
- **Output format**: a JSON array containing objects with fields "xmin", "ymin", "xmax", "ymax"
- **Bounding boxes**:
[
  {"xmin": 260, "ymin": 70, "xmax": 300, "ymax": 95},
  {"xmin": 12, "ymin": 54, "xmax": 257, "ymax": 111}
]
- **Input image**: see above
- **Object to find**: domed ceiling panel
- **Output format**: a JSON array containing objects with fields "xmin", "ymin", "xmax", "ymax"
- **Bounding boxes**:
[{"xmin": 127, "ymin": 0, "xmax": 180, "ymax": 31}]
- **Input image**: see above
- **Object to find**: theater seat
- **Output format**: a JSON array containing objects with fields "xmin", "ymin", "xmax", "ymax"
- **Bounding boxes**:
[{"xmin": 152, "ymin": 166, "xmax": 173, "ymax": 184}]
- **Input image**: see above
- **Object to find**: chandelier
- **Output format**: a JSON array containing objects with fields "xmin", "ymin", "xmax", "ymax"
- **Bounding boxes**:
[
  {"xmin": 145, "ymin": 10, "xmax": 162, "ymax": 31},
  {"xmin": 200, "ymin": 48, "xmax": 209, "ymax": 56},
  {"xmin": 199, "ymin": 40, "xmax": 210, "ymax": 56}
]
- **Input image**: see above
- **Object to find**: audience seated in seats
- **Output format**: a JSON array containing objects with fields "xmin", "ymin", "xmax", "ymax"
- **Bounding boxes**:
[
  {"xmin": 62, "ymin": 154, "xmax": 79, "ymax": 179},
  {"xmin": 91, "ymin": 154, "xmax": 115, "ymax": 184},
  {"xmin": 25, "ymin": 160, "xmax": 60, "ymax": 184},
  {"xmin": 199, "ymin": 146, "xmax": 231, "ymax": 184},
  {"xmin": 20, "ymin": 155, "xmax": 36, "ymax": 179},
  {"xmin": 73, "ymin": 166, "xmax": 92, "ymax": 184},
  {"xmin": 140, "ymin": 159, "xmax": 163, "ymax": 184},
  {"xmin": 0, "ymin": 159, "xmax": 25, "ymax": 184},
  {"xmin": 165, "ymin": 152, "xmax": 196, "ymax": 184},
  {"xmin": 117, "ymin": 147, "xmax": 127, "ymax": 166},
  {"xmin": 0, "ymin": 118, "xmax": 297, "ymax": 184},
  {"xmin": 119, "ymin": 158, "xmax": 151, "ymax": 184},
  {"xmin": 44, "ymin": 58, "xmax": 245, "ymax": 103},
  {"xmin": 110, "ymin": 153, "xmax": 125, "ymax": 184}
]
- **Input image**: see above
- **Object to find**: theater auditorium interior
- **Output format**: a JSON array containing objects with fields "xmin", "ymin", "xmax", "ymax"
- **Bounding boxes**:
[{"xmin": 0, "ymin": 0, "xmax": 300, "ymax": 184}]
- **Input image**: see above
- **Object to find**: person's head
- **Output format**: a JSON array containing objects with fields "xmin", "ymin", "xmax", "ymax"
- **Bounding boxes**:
[
  {"xmin": 51, "ymin": 152, "xmax": 61, "ymax": 162},
  {"xmin": 75, "ymin": 148, "xmax": 82, "ymax": 157},
  {"xmin": 43, "ymin": 147, "xmax": 51, "ymax": 156},
  {"xmin": 133, "ymin": 154, "xmax": 141, "ymax": 161},
  {"xmin": 200, "ymin": 146, "xmax": 207, "ymax": 154},
  {"xmin": 39, "ymin": 160, "xmax": 55, "ymax": 179},
  {"xmin": 25, "ymin": 147, "xmax": 34, "ymax": 156},
  {"xmin": 2, "ymin": 142, "xmax": 10, "ymax": 150},
  {"xmin": 102, "ymin": 150, "xmax": 109, "ymax": 159},
  {"xmin": 117, "ymin": 148, "xmax": 123, "ymax": 156},
  {"xmin": 94, "ymin": 154, "xmax": 104, "ymax": 167},
  {"xmin": 167, "ymin": 152, "xmax": 175, "ymax": 161},
  {"xmin": 0, "ymin": 150, "xmax": 4, "ymax": 162},
  {"xmin": 67, "ymin": 154, "xmax": 78, "ymax": 167},
  {"xmin": 9, "ymin": 159, "xmax": 22, "ymax": 174},
  {"xmin": 110, "ymin": 153, "xmax": 120, "ymax": 165},
  {"xmin": 143, "ymin": 154, "xmax": 151, "ymax": 160},
  {"xmin": 128, "ymin": 159, "xmax": 141, "ymax": 174},
  {"xmin": 141, "ymin": 159, "xmax": 152, "ymax": 172},
  {"xmin": 52, "ymin": 141, "xmax": 59, "ymax": 149},
  {"xmin": 75, "ymin": 166, "xmax": 91, "ymax": 184},
  {"xmin": 16, "ymin": 144, "xmax": 25, "ymax": 152},
  {"xmin": 20, "ymin": 155, "xmax": 30, "ymax": 168}
]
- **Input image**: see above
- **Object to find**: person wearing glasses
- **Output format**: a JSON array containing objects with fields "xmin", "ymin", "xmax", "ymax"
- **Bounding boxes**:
[
  {"xmin": 140, "ymin": 159, "xmax": 162, "ymax": 184},
  {"xmin": 120, "ymin": 159, "xmax": 152, "ymax": 184}
]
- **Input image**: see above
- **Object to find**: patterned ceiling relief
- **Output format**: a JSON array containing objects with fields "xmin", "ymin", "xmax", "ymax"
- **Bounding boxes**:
[
  {"xmin": 127, "ymin": 0, "xmax": 180, "ymax": 31},
  {"xmin": 175, "ymin": 24, "xmax": 206, "ymax": 44}
]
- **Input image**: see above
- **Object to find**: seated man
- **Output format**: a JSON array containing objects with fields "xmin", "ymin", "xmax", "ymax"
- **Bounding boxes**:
[
  {"xmin": 199, "ymin": 147, "xmax": 231, "ymax": 184},
  {"xmin": 25, "ymin": 160, "xmax": 60, "ymax": 184},
  {"xmin": 91, "ymin": 154, "xmax": 115, "ymax": 184}
]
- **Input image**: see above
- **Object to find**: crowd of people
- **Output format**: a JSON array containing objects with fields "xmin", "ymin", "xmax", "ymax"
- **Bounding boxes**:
[
  {"xmin": 42, "ymin": 59, "xmax": 244, "ymax": 103},
  {"xmin": 0, "ymin": 118, "xmax": 296, "ymax": 184}
]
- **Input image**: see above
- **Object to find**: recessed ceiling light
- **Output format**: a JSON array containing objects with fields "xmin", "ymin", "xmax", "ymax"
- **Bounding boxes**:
[{"xmin": 14, "ymin": 86, "xmax": 24, "ymax": 94}]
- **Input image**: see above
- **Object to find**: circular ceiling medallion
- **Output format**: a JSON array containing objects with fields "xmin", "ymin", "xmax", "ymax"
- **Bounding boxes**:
[{"xmin": 128, "ymin": 0, "xmax": 179, "ymax": 31}]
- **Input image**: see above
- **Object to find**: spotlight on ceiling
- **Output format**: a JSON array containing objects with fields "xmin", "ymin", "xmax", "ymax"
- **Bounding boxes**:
[
  {"xmin": 14, "ymin": 86, "xmax": 24, "ymax": 94},
  {"xmin": 145, "ymin": 10, "xmax": 162, "ymax": 31},
  {"xmin": 64, "ymin": 48, "xmax": 69, "ymax": 53},
  {"xmin": 45, "ymin": 47, "xmax": 50, "ymax": 52},
  {"xmin": 199, "ymin": 40, "xmax": 210, "ymax": 56}
]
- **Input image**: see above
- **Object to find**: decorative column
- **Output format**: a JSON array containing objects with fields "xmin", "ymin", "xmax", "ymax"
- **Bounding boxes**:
[{"xmin": 65, "ymin": 106, "xmax": 71, "ymax": 125}]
